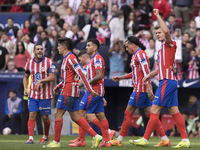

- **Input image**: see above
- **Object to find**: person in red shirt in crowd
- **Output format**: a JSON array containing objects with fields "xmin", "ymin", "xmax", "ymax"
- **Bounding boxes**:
[
  {"xmin": 23, "ymin": 20, "xmax": 30, "ymax": 34},
  {"xmin": 152, "ymin": 0, "xmax": 170, "ymax": 21},
  {"xmin": 10, "ymin": 0, "xmax": 24, "ymax": 12}
]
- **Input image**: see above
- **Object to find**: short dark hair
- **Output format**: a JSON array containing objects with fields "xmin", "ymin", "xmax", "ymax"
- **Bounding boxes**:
[
  {"xmin": 9, "ymin": 89, "xmax": 17, "ymax": 94},
  {"xmin": 184, "ymin": 32, "xmax": 191, "ymax": 37},
  {"xmin": 41, "ymin": 31, "xmax": 48, "ymax": 35},
  {"xmin": 58, "ymin": 37, "xmax": 72, "ymax": 50},
  {"xmin": 77, "ymin": 50, "xmax": 88, "ymax": 57},
  {"xmin": 168, "ymin": 13, "xmax": 175, "ymax": 18},
  {"xmin": 7, "ymin": 17, "xmax": 14, "ymax": 21},
  {"xmin": 126, "ymin": 36, "xmax": 140, "ymax": 46},
  {"xmin": 148, "ymin": 37, "xmax": 155, "ymax": 42},
  {"xmin": 154, "ymin": 25, "xmax": 161, "ymax": 30},
  {"xmin": 183, "ymin": 111, "xmax": 189, "ymax": 117},
  {"xmin": 87, "ymin": 38, "xmax": 100, "ymax": 50},
  {"xmin": 35, "ymin": 17, "xmax": 42, "ymax": 22},
  {"xmin": 33, "ymin": 44, "xmax": 42, "ymax": 51}
]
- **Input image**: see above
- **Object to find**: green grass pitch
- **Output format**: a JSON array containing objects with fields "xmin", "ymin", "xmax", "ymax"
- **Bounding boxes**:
[{"xmin": 0, "ymin": 135, "xmax": 199, "ymax": 150}]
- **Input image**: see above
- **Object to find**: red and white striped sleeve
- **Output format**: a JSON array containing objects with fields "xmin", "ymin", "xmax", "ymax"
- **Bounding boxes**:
[
  {"xmin": 69, "ymin": 57, "xmax": 92, "ymax": 93},
  {"xmin": 24, "ymin": 60, "xmax": 30, "ymax": 75},
  {"xmin": 126, "ymin": 72, "xmax": 132, "ymax": 79}
]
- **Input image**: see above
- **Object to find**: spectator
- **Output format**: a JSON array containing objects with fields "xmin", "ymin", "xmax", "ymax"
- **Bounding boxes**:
[
  {"xmin": 0, "ymin": 45, "xmax": 9, "ymax": 71},
  {"xmin": 73, "ymin": 5, "xmax": 90, "ymax": 30},
  {"xmin": 182, "ymin": 33, "xmax": 190, "ymax": 49},
  {"xmin": 191, "ymin": 28, "xmax": 200, "ymax": 48},
  {"xmin": 108, "ymin": 38, "xmax": 125, "ymax": 79},
  {"xmin": 182, "ymin": 41, "xmax": 194, "ymax": 79},
  {"xmin": 195, "ymin": 10, "xmax": 200, "ymax": 28},
  {"xmin": 47, "ymin": 12, "xmax": 64, "ymax": 28},
  {"xmin": 45, "ymin": 17, "xmax": 61, "ymax": 36},
  {"xmin": 185, "ymin": 20, "xmax": 197, "ymax": 40},
  {"xmin": 22, "ymin": 34, "xmax": 35, "ymax": 58},
  {"xmin": 63, "ymin": 23, "xmax": 73, "ymax": 39},
  {"xmin": 28, "ymin": 4, "xmax": 47, "ymax": 29},
  {"xmin": 15, "ymin": 29, "xmax": 24, "ymax": 44},
  {"xmin": 22, "ymin": 20, "xmax": 30, "ymax": 34},
  {"xmin": 139, "ymin": 30, "xmax": 152, "ymax": 49},
  {"xmin": 71, "ymin": 25, "xmax": 79, "ymax": 41},
  {"xmin": 168, "ymin": 14, "xmax": 176, "ymax": 36},
  {"xmin": 55, "ymin": 0, "xmax": 69, "ymax": 19},
  {"xmin": 90, "ymin": 9, "xmax": 102, "ymax": 24},
  {"xmin": 59, "ymin": 29, "xmax": 66, "ymax": 38},
  {"xmin": 126, "ymin": 12, "xmax": 136, "ymax": 37},
  {"xmin": 109, "ymin": 10, "xmax": 125, "ymax": 45},
  {"xmin": 136, "ymin": 0, "xmax": 152, "ymax": 31},
  {"xmin": 47, "ymin": 0, "xmax": 62, "ymax": 11},
  {"xmin": 90, "ymin": 0, "xmax": 107, "ymax": 19},
  {"xmin": 2, "ymin": 32, "xmax": 16, "ymax": 60},
  {"xmin": 21, "ymin": 0, "xmax": 36, "ymax": 12},
  {"xmin": 106, "ymin": 3, "xmax": 118, "ymax": 23},
  {"xmin": 117, "ymin": 0, "xmax": 134, "ymax": 9},
  {"xmin": 145, "ymin": 38, "xmax": 155, "ymax": 70},
  {"xmin": 33, "ymin": 25, "xmax": 44, "ymax": 44},
  {"xmin": 187, "ymin": 50, "xmax": 200, "ymax": 79},
  {"xmin": 14, "ymin": 41, "xmax": 31, "ymax": 71},
  {"xmin": 39, "ymin": 0, "xmax": 51, "ymax": 12},
  {"xmin": 10, "ymin": 0, "xmax": 24, "ymax": 12},
  {"xmin": 5, "ymin": 60, "xmax": 18, "ymax": 73},
  {"xmin": 96, "ymin": 21, "xmax": 110, "ymax": 46},
  {"xmin": 63, "ymin": 7, "xmax": 75, "ymax": 27},
  {"xmin": 172, "ymin": 25, "xmax": 182, "ymax": 40},
  {"xmin": 169, "ymin": 111, "xmax": 197, "ymax": 138},
  {"xmin": 73, "ymin": 30, "xmax": 87, "ymax": 55},
  {"xmin": 28, "ymin": 17, "xmax": 42, "ymax": 42},
  {"xmin": 69, "ymin": 0, "xmax": 82, "ymax": 13},
  {"xmin": 36, "ymin": 31, "xmax": 52, "ymax": 58},
  {"xmin": 49, "ymin": 29, "xmax": 59, "ymax": 51},
  {"xmin": 1, "ymin": 90, "xmax": 22, "ymax": 134},
  {"xmin": 128, "ymin": 115, "xmax": 145, "ymax": 136},
  {"xmin": 152, "ymin": 0, "xmax": 170, "ymax": 21},
  {"xmin": 4, "ymin": 17, "xmax": 19, "ymax": 40},
  {"xmin": 187, "ymin": 95, "xmax": 198, "ymax": 108},
  {"xmin": 173, "ymin": 0, "xmax": 194, "ymax": 29}
]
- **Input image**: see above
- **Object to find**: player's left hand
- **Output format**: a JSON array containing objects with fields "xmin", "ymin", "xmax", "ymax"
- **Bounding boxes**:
[
  {"xmin": 153, "ymin": 9, "xmax": 159, "ymax": 16},
  {"xmin": 103, "ymin": 98, "xmax": 107, "ymax": 106},
  {"xmin": 35, "ymin": 81, "xmax": 41, "ymax": 91},
  {"xmin": 112, "ymin": 76, "xmax": 122, "ymax": 82},
  {"xmin": 147, "ymin": 90, "xmax": 155, "ymax": 101},
  {"xmin": 90, "ymin": 90, "xmax": 99, "ymax": 97}
]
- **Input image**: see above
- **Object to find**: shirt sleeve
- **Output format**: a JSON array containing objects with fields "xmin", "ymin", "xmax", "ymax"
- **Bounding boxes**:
[
  {"xmin": 94, "ymin": 57, "xmax": 103, "ymax": 71},
  {"xmin": 69, "ymin": 57, "xmax": 92, "ymax": 93},
  {"xmin": 24, "ymin": 61, "xmax": 30, "ymax": 74},
  {"xmin": 126, "ymin": 72, "xmax": 132, "ymax": 79},
  {"xmin": 48, "ymin": 60, "xmax": 56, "ymax": 74},
  {"xmin": 5, "ymin": 100, "xmax": 9, "ymax": 114},
  {"xmin": 14, "ymin": 100, "xmax": 22, "ymax": 114}
]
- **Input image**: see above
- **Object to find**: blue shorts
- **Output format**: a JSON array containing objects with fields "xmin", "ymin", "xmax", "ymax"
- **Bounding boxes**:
[
  {"xmin": 153, "ymin": 79, "xmax": 178, "ymax": 107},
  {"xmin": 128, "ymin": 92, "xmax": 152, "ymax": 108},
  {"xmin": 28, "ymin": 98, "xmax": 51, "ymax": 115},
  {"xmin": 56, "ymin": 95, "xmax": 79, "ymax": 111},
  {"xmin": 80, "ymin": 91, "xmax": 104, "ymax": 113}
]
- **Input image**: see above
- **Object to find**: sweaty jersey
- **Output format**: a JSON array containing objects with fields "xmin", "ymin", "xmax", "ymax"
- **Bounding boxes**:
[
  {"xmin": 25, "ymin": 56, "xmax": 55, "ymax": 100},
  {"xmin": 60, "ymin": 52, "xmax": 92, "ymax": 97},
  {"xmin": 87, "ymin": 52, "xmax": 105, "ymax": 96},
  {"xmin": 126, "ymin": 48, "xmax": 151, "ymax": 93},
  {"xmin": 157, "ymin": 39, "xmax": 177, "ymax": 81}
]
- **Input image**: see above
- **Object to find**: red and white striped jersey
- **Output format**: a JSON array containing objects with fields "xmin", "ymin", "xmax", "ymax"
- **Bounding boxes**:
[
  {"xmin": 129, "ymin": 48, "xmax": 151, "ymax": 92},
  {"xmin": 157, "ymin": 39, "xmax": 177, "ymax": 81},
  {"xmin": 60, "ymin": 52, "xmax": 92, "ymax": 97},
  {"xmin": 188, "ymin": 62, "xmax": 199, "ymax": 79},
  {"xmin": 25, "ymin": 56, "xmax": 55, "ymax": 100},
  {"xmin": 87, "ymin": 53, "xmax": 105, "ymax": 96}
]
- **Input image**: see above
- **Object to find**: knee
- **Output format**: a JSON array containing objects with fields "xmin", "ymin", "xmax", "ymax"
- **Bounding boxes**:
[
  {"xmin": 29, "ymin": 112, "xmax": 37, "ymax": 119},
  {"xmin": 96, "ymin": 112, "xmax": 106, "ymax": 122},
  {"xmin": 42, "ymin": 115, "xmax": 48, "ymax": 122}
]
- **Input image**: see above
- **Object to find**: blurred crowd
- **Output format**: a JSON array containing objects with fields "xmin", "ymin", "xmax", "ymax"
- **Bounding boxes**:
[{"xmin": 0, "ymin": 0, "xmax": 200, "ymax": 81}]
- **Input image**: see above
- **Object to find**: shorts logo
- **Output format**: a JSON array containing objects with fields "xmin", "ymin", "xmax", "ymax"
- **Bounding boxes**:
[
  {"xmin": 80, "ymin": 101, "xmax": 84, "ymax": 104},
  {"xmin": 130, "ymin": 97, "xmax": 134, "ymax": 99},
  {"xmin": 58, "ymin": 99, "xmax": 61, "ymax": 102},
  {"xmin": 39, "ymin": 107, "xmax": 51, "ymax": 110},
  {"xmin": 155, "ymin": 96, "xmax": 159, "ymax": 99},
  {"xmin": 39, "ymin": 107, "xmax": 42, "ymax": 110}
]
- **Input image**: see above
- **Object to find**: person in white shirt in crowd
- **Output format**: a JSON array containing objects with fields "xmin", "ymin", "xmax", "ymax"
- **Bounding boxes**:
[
  {"xmin": 195, "ymin": 10, "xmax": 200, "ymax": 29},
  {"xmin": 125, "ymin": 12, "xmax": 135, "ymax": 37},
  {"xmin": 47, "ymin": 0, "xmax": 62, "ymax": 11},
  {"xmin": 2, "ymin": 32, "xmax": 16, "ymax": 60},
  {"xmin": 106, "ymin": 3, "xmax": 118, "ymax": 23},
  {"xmin": 63, "ymin": 7, "xmax": 75, "ymax": 27},
  {"xmin": 109, "ymin": 10, "xmax": 125, "ymax": 46},
  {"xmin": 55, "ymin": 0, "xmax": 69, "ymax": 19},
  {"xmin": 108, "ymin": 38, "xmax": 125, "ymax": 79},
  {"xmin": 22, "ymin": 34, "xmax": 34, "ymax": 58},
  {"xmin": 63, "ymin": 23, "xmax": 73, "ymax": 39},
  {"xmin": 69, "ymin": 0, "xmax": 82, "ymax": 13},
  {"xmin": 172, "ymin": 26, "xmax": 182, "ymax": 40}
]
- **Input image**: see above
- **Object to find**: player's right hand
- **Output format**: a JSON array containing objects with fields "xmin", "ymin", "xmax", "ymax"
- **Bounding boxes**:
[
  {"xmin": 153, "ymin": 9, "xmax": 159, "ymax": 16},
  {"xmin": 103, "ymin": 98, "xmax": 107, "ymax": 106},
  {"xmin": 24, "ymin": 89, "xmax": 28, "ymax": 96},
  {"xmin": 53, "ymin": 84, "xmax": 61, "ymax": 94},
  {"xmin": 142, "ymin": 74, "xmax": 150, "ymax": 83},
  {"xmin": 112, "ymin": 76, "xmax": 122, "ymax": 82},
  {"xmin": 147, "ymin": 90, "xmax": 155, "ymax": 101},
  {"xmin": 90, "ymin": 90, "xmax": 99, "ymax": 97}
]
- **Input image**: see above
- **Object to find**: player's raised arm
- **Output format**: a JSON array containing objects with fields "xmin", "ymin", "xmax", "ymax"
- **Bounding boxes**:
[{"xmin": 153, "ymin": 9, "xmax": 171, "ymax": 43}]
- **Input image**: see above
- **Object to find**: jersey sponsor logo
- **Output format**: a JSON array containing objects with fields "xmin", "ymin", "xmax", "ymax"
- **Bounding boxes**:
[{"xmin": 182, "ymin": 80, "xmax": 199, "ymax": 87}]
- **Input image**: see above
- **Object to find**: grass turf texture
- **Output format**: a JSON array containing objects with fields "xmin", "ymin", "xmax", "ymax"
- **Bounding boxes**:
[{"xmin": 0, "ymin": 135, "xmax": 199, "ymax": 150}]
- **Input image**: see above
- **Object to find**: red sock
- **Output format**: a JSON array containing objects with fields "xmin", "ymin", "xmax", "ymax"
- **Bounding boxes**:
[
  {"xmin": 28, "ymin": 119, "xmax": 35, "ymax": 136},
  {"xmin": 100, "ymin": 119, "xmax": 109, "ymax": 142},
  {"xmin": 143, "ymin": 113, "xmax": 159, "ymax": 140},
  {"xmin": 146, "ymin": 114, "xmax": 165, "ymax": 137},
  {"xmin": 120, "ymin": 110, "xmax": 132, "ymax": 136},
  {"xmin": 92, "ymin": 118, "xmax": 101, "ymax": 128},
  {"xmin": 76, "ymin": 117, "xmax": 96, "ymax": 137},
  {"xmin": 43, "ymin": 119, "xmax": 50, "ymax": 137},
  {"xmin": 79, "ymin": 119, "xmax": 87, "ymax": 141},
  {"xmin": 54, "ymin": 119, "xmax": 63, "ymax": 143},
  {"xmin": 172, "ymin": 112, "xmax": 188, "ymax": 139}
]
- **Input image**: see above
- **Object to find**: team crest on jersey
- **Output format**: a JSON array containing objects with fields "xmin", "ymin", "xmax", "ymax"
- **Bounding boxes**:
[
  {"xmin": 35, "ymin": 73, "xmax": 41, "ymax": 81},
  {"xmin": 169, "ymin": 43, "xmax": 174, "ymax": 47}
]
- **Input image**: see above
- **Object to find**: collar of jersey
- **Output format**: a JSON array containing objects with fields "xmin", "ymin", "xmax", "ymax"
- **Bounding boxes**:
[
  {"xmin": 91, "ymin": 52, "xmax": 99, "ymax": 59},
  {"xmin": 34, "ymin": 56, "xmax": 44, "ymax": 63},
  {"xmin": 64, "ymin": 52, "xmax": 72, "ymax": 58},
  {"xmin": 134, "ymin": 48, "xmax": 141, "ymax": 55}
]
